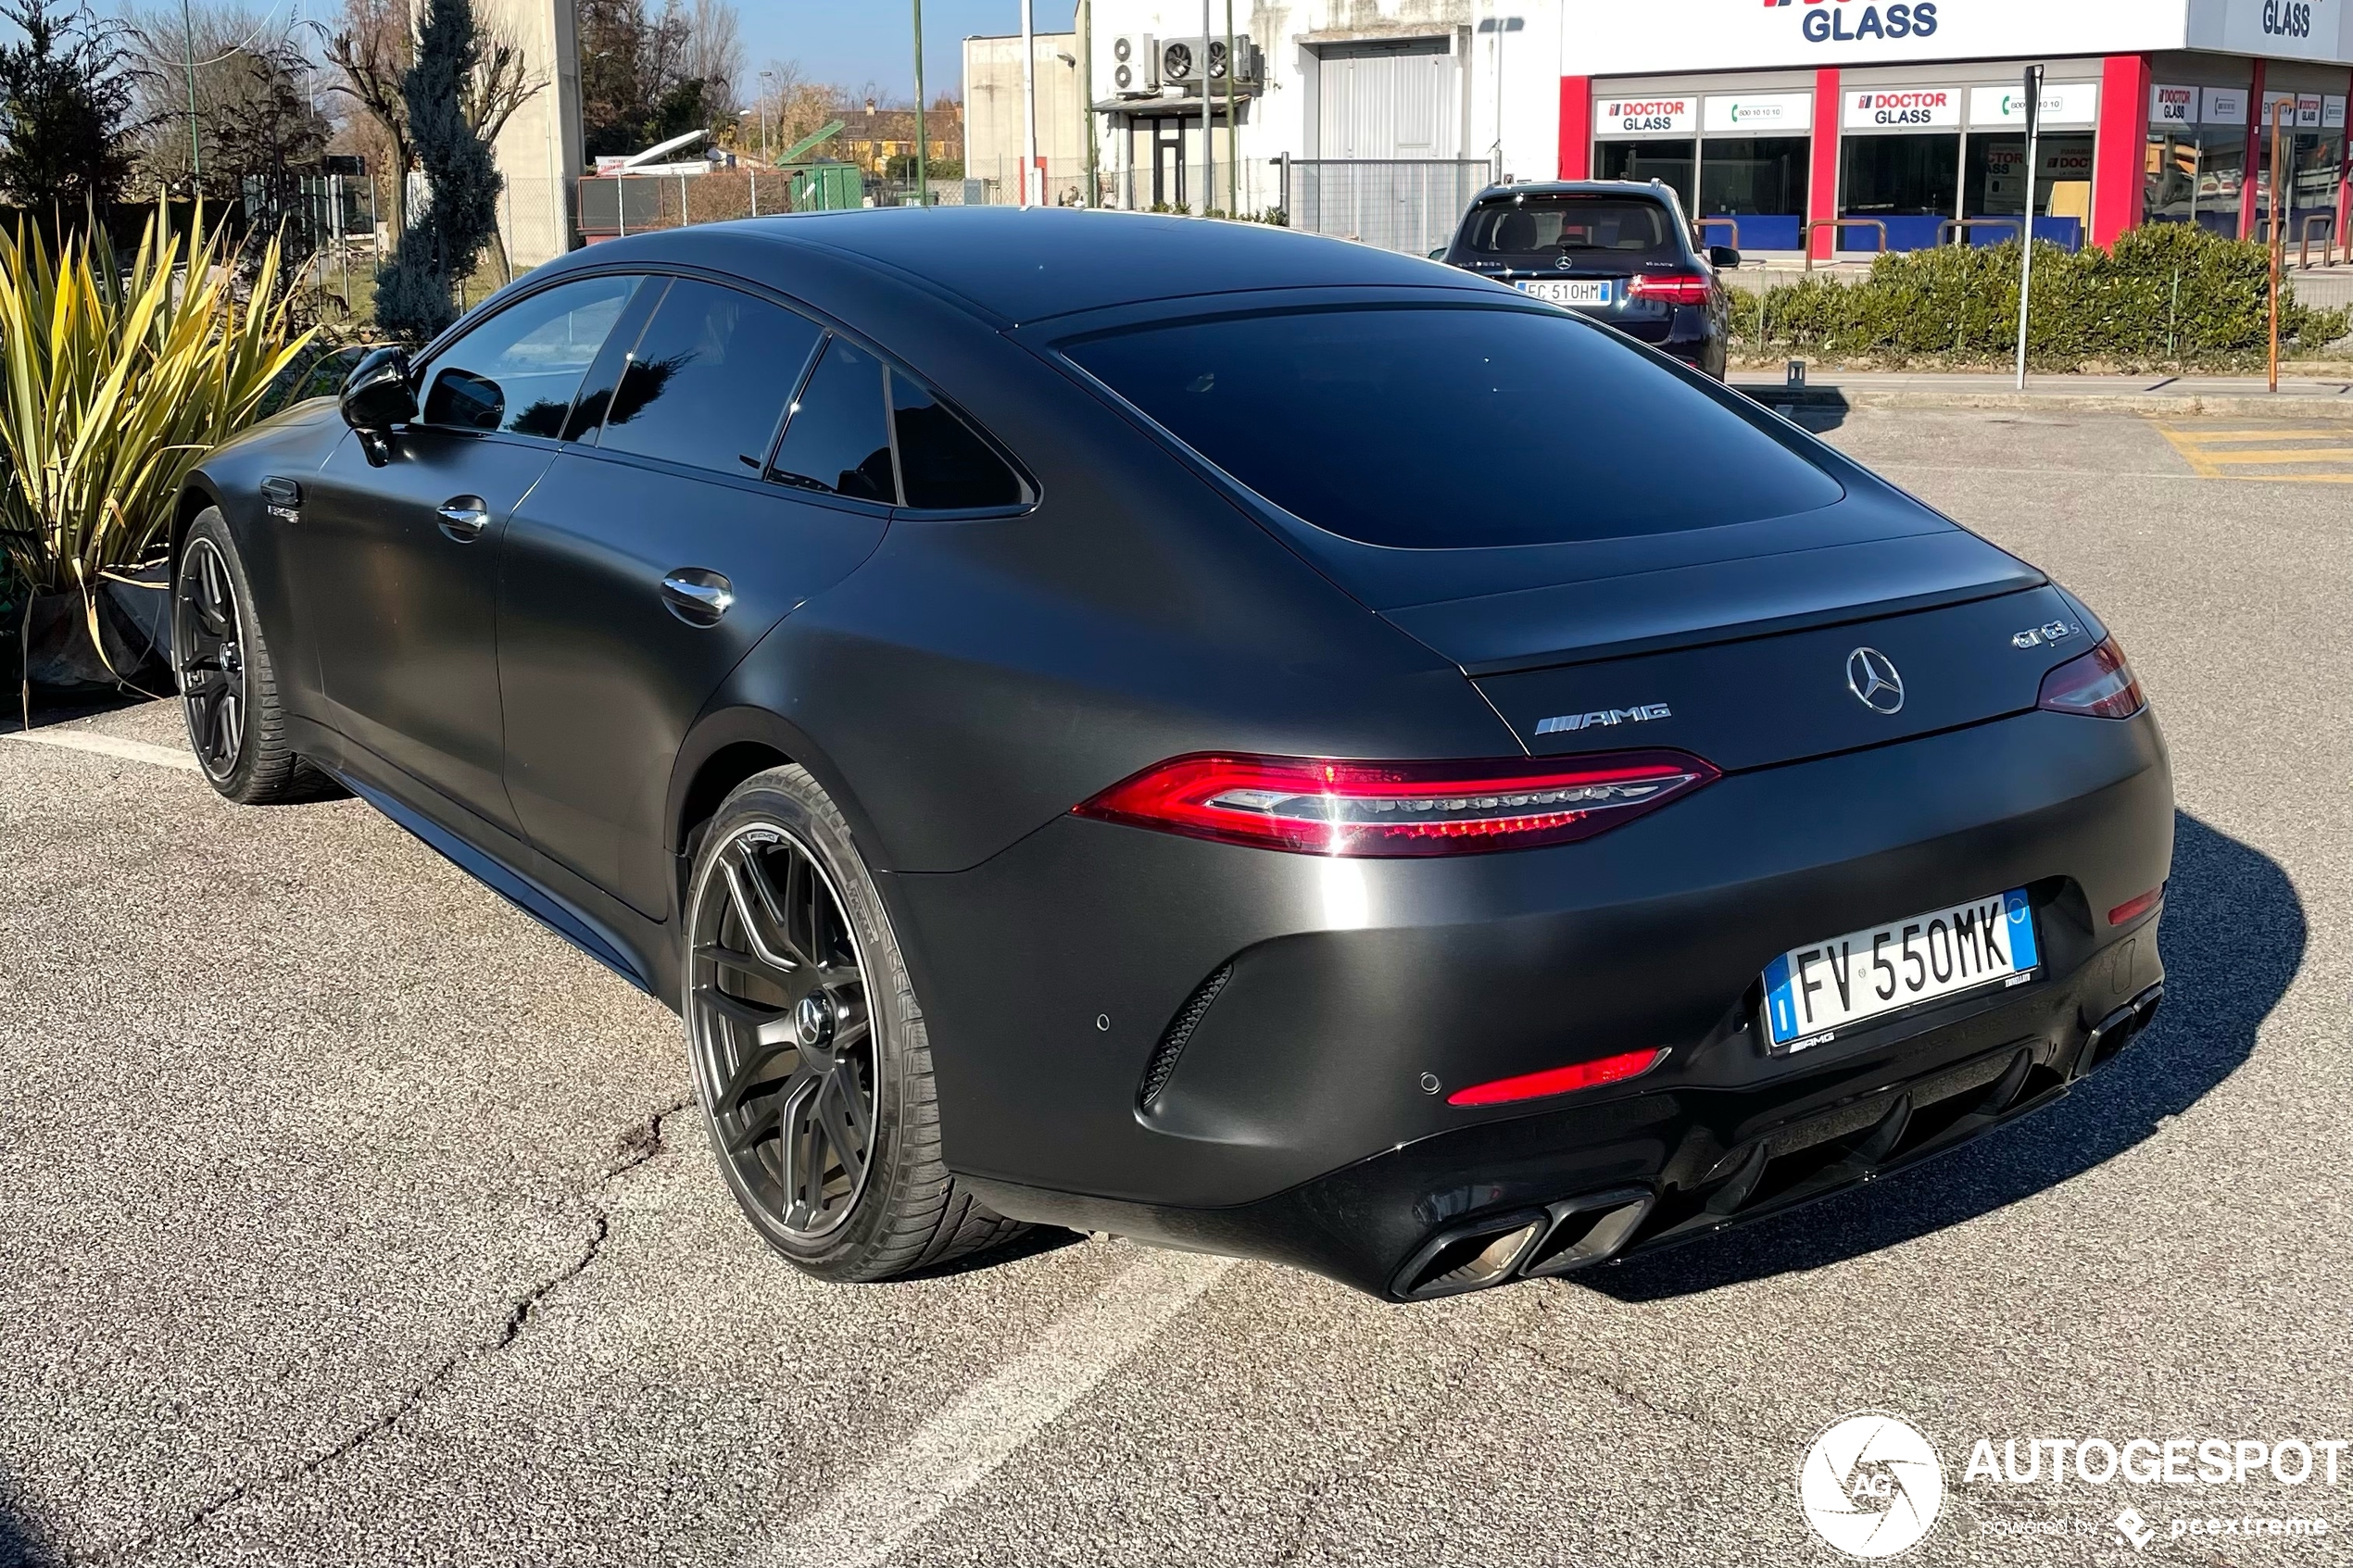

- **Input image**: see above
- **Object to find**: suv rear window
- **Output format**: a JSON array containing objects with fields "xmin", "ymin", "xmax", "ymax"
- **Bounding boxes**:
[
  {"xmin": 1063, "ymin": 307, "xmax": 1841, "ymax": 549},
  {"xmin": 1457, "ymin": 196, "xmax": 1680, "ymax": 262}
]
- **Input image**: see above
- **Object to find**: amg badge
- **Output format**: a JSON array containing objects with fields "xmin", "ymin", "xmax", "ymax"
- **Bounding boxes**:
[{"xmin": 1533, "ymin": 702, "xmax": 1672, "ymax": 735}]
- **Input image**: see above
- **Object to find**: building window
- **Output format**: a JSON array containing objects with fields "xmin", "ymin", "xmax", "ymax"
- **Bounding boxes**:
[
  {"xmin": 2146, "ymin": 126, "xmax": 2248, "ymax": 237},
  {"xmin": 1593, "ymin": 139, "xmax": 1695, "ymax": 210},
  {"xmin": 1698, "ymin": 136, "xmax": 1809, "ymax": 252},
  {"xmin": 1840, "ymin": 133, "xmax": 1959, "ymax": 251},
  {"xmin": 1964, "ymin": 132, "xmax": 2095, "ymax": 248}
]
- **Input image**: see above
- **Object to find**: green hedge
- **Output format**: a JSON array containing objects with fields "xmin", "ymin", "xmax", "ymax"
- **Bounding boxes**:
[{"xmin": 1730, "ymin": 222, "xmax": 2352, "ymax": 370}]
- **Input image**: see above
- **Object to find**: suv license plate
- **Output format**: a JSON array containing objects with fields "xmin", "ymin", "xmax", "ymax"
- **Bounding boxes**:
[
  {"xmin": 1761, "ymin": 889, "xmax": 2039, "ymax": 1055},
  {"xmin": 1518, "ymin": 279, "xmax": 1613, "ymax": 306}
]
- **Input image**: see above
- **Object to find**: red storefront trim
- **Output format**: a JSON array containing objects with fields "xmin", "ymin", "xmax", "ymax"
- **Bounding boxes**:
[
  {"xmin": 2093, "ymin": 55, "xmax": 2150, "ymax": 245},
  {"xmin": 1809, "ymin": 68, "xmax": 1842, "ymax": 260},
  {"xmin": 1559, "ymin": 76, "xmax": 1592, "ymax": 180}
]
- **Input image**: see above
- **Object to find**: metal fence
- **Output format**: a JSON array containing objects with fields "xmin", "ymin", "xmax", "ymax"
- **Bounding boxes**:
[{"xmin": 1283, "ymin": 157, "xmax": 1497, "ymax": 256}]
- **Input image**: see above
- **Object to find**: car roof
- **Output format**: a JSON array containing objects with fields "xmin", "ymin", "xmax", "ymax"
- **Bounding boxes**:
[
  {"xmin": 1467, "ymin": 181, "xmax": 1680, "ymax": 204},
  {"xmin": 722, "ymin": 205, "xmax": 1492, "ymax": 325}
]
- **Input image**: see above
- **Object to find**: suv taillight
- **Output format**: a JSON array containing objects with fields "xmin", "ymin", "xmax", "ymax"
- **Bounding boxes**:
[
  {"xmin": 2037, "ymin": 636, "xmax": 2145, "ymax": 720},
  {"xmin": 1074, "ymin": 751, "xmax": 1720, "ymax": 857},
  {"xmin": 1629, "ymin": 272, "xmax": 1713, "ymax": 307}
]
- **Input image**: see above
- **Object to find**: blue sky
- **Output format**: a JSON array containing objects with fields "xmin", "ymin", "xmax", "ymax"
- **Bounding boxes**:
[{"xmin": 740, "ymin": 2, "xmax": 1076, "ymax": 103}]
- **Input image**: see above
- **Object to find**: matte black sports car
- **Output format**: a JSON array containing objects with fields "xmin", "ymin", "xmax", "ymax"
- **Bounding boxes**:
[{"xmin": 174, "ymin": 208, "xmax": 2171, "ymax": 1300}]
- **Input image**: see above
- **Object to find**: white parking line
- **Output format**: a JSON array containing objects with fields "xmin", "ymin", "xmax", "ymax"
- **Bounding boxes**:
[
  {"xmin": 1, "ymin": 729, "xmax": 199, "ymax": 771},
  {"xmin": 756, "ymin": 1248, "xmax": 1235, "ymax": 1568}
]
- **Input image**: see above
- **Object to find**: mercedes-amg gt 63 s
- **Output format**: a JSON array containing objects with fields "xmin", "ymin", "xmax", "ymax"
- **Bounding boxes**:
[{"xmin": 175, "ymin": 208, "xmax": 2171, "ymax": 1300}]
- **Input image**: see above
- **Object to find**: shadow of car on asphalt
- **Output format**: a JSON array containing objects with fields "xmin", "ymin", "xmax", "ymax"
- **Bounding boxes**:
[
  {"xmin": 1584, "ymin": 811, "xmax": 2294, "ymax": 1302},
  {"xmin": 0, "ymin": 1480, "xmax": 52, "ymax": 1568}
]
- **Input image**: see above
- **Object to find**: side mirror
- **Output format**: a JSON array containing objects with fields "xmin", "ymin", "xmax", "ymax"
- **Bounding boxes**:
[
  {"xmin": 1708, "ymin": 245, "xmax": 1742, "ymax": 270},
  {"xmin": 1428, "ymin": 246, "xmax": 1447, "ymax": 259},
  {"xmin": 340, "ymin": 347, "xmax": 416, "ymax": 462}
]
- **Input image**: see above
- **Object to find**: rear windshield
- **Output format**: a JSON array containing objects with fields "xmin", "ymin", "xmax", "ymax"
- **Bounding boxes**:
[
  {"xmin": 1458, "ymin": 196, "xmax": 1681, "ymax": 262},
  {"xmin": 1063, "ymin": 307, "xmax": 1842, "ymax": 549}
]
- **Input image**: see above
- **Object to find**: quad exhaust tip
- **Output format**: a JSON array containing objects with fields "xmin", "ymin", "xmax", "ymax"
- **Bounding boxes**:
[{"xmin": 1392, "ymin": 1188, "xmax": 1655, "ymax": 1300}]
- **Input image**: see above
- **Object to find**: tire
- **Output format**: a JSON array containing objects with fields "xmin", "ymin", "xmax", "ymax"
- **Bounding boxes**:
[
  {"xmin": 683, "ymin": 765, "xmax": 1025, "ymax": 1282},
  {"xmin": 174, "ymin": 508, "xmax": 311, "ymax": 804}
]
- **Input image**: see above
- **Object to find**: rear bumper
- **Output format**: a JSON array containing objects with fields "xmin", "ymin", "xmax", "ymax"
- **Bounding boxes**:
[{"xmin": 883, "ymin": 707, "xmax": 2172, "ymax": 1294}]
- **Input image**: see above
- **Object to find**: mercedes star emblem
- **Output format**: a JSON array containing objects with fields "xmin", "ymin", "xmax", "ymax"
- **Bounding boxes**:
[{"xmin": 1846, "ymin": 646, "xmax": 1906, "ymax": 714}]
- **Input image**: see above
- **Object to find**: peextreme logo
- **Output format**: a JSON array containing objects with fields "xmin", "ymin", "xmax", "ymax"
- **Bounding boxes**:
[
  {"xmin": 1852, "ymin": 88, "xmax": 1950, "ymax": 126},
  {"xmin": 1799, "ymin": 1412, "xmax": 1947, "ymax": 1558},
  {"xmin": 1763, "ymin": 0, "xmax": 1941, "ymax": 44}
]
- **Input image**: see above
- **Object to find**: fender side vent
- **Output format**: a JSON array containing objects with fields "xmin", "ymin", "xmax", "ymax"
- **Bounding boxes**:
[{"xmin": 1139, "ymin": 961, "xmax": 1233, "ymax": 1110}]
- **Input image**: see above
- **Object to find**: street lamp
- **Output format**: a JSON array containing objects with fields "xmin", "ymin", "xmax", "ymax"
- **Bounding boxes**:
[{"xmin": 758, "ymin": 69, "xmax": 776, "ymax": 165}]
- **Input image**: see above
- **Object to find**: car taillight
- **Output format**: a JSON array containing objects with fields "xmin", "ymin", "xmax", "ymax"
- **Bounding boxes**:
[
  {"xmin": 1073, "ymin": 750, "xmax": 1719, "ymax": 857},
  {"xmin": 1629, "ymin": 272, "xmax": 1713, "ymax": 307},
  {"xmin": 1448, "ymin": 1047, "xmax": 1667, "ymax": 1107},
  {"xmin": 2037, "ymin": 636, "xmax": 2145, "ymax": 719},
  {"xmin": 2108, "ymin": 885, "xmax": 2165, "ymax": 926}
]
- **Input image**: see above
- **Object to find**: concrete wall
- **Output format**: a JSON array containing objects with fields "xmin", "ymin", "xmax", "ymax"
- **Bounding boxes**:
[
  {"xmin": 965, "ymin": 31, "xmax": 1088, "ymax": 200},
  {"xmin": 481, "ymin": 0, "xmax": 584, "ymax": 269}
]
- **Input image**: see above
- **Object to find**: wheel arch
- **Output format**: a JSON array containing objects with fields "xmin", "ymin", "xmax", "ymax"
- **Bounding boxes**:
[
  {"xmin": 666, "ymin": 705, "xmax": 892, "ymax": 922},
  {"xmin": 170, "ymin": 473, "xmax": 227, "ymax": 563}
]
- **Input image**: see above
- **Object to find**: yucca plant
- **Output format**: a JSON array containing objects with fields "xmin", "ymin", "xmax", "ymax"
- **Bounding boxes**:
[{"xmin": 0, "ymin": 204, "xmax": 316, "ymax": 663}]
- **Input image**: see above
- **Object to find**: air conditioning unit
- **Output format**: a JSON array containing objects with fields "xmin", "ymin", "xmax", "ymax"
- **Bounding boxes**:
[
  {"xmin": 1110, "ymin": 33, "xmax": 1157, "ymax": 95},
  {"xmin": 1158, "ymin": 35, "xmax": 1262, "ymax": 91}
]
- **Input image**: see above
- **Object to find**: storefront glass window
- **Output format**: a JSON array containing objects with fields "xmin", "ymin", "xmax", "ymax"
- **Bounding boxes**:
[
  {"xmin": 1840, "ymin": 133, "xmax": 1959, "ymax": 252},
  {"xmin": 1698, "ymin": 136, "xmax": 1809, "ymax": 252},
  {"xmin": 2260, "ymin": 131, "xmax": 2349, "ymax": 242},
  {"xmin": 1963, "ymin": 132, "xmax": 2095, "ymax": 249},
  {"xmin": 2145, "ymin": 128, "xmax": 2247, "ymax": 238},
  {"xmin": 1595, "ymin": 139, "xmax": 1696, "ymax": 211}
]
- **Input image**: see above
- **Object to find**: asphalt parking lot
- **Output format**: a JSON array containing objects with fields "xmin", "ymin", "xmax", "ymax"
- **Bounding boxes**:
[{"xmin": 2, "ymin": 408, "xmax": 2346, "ymax": 1567}]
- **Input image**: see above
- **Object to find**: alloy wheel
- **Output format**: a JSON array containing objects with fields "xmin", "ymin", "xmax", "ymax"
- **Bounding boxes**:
[
  {"xmin": 688, "ymin": 823, "xmax": 878, "ymax": 1238},
  {"xmin": 177, "ymin": 537, "xmax": 247, "ymax": 779}
]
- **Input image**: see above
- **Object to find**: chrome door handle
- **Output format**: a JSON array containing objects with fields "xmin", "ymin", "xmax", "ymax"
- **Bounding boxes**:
[
  {"xmin": 660, "ymin": 568, "xmax": 735, "ymax": 626},
  {"xmin": 436, "ymin": 495, "xmax": 490, "ymax": 542}
]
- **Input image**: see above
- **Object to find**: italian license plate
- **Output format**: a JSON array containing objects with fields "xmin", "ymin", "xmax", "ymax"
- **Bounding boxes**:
[
  {"xmin": 1518, "ymin": 278, "xmax": 1613, "ymax": 306},
  {"xmin": 1761, "ymin": 889, "xmax": 2040, "ymax": 1055}
]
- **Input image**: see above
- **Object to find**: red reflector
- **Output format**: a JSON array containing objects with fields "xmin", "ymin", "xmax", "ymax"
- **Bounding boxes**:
[
  {"xmin": 2037, "ymin": 635, "xmax": 2145, "ymax": 720},
  {"xmin": 1629, "ymin": 272, "xmax": 1713, "ymax": 307},
  {"xmin": 1073, "ymin": 750, "xmax": 1720, "ymax": 857},
  {"xmin": 2108, "ymin": 885, "xmax": 2165, "ymax": 926},
  {"xmin": 1448, "ymin": 1047, "xmax": 1667, "ymax": 1108}
]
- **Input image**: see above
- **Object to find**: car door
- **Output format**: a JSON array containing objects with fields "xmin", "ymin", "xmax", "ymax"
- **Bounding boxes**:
[
  {"xmin": 299, "ymin": 273, "xmax": 643, "ymax": 827},
  {"xmin": 497, "ymin": 278, "xmax": 899, "ymax": 916}
]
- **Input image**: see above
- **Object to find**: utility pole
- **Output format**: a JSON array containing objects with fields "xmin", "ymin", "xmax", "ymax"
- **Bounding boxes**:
[
  {"xmin": 182, "ymin": 0, "xmax": 201, "ymax": 181},
  {"xmin": 2270, "ymin": 95, "xmax": 2289, "ymax": 392},
  {"xmin": 1199, "ymin": 0, "xmax": 1212, "ymax": 212},
  {"xmin": 913, "ymin": 0, "xmax": 927, "ymax": 207},
  {"xmin": 1079, "ymin": 0, "xmax": 1096, "ymax": 207},
  {"xmin": 2013, "ymin": 64, "xmax": 2043, "ymax": 391},
  {"xmin": 1021, "ymin": 0, "xmax": 1038, "ymax": 206},
  {"xmin": 1224, "ymin": 0, "xmax": 1236, "ymax": 213}
]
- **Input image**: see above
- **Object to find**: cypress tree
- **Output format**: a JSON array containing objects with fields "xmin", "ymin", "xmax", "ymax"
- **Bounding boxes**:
[{"xmin": 373, "ymin": 0, "xmax": 500, "ymax": 342}]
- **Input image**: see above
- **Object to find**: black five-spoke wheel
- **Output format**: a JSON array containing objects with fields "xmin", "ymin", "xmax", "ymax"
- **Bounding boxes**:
[
  {"xmin": 177, "ymin": 536, "xmax": 247, "ymax": 780},
  {"xmin": 684, "ymin": 767, "xmax": 1023, "ymax": 1280},
  {"xmin": 690, "ymin": 822, "xmax": 878, "ymax": 1238}
]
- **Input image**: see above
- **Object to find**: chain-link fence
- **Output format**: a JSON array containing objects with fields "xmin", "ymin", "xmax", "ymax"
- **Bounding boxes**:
[{"xmin": 1283, "ymin": 157, "xmax": 1497, "ymax": 257}]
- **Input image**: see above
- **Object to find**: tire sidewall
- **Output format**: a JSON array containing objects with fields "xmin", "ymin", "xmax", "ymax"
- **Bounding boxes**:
[
  {"xmin": 175, "ymin": 509, "xmax": 266, "ymax": 799},
  {"xmin": 685, "ymin": 768, "xmax": 925, "ymax": 1277}
]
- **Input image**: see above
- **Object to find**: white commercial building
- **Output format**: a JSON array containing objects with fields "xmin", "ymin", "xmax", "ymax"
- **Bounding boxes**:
[{"xmin": 1084, "ymin": 0, "xmax": 2353, "ymax": 257}]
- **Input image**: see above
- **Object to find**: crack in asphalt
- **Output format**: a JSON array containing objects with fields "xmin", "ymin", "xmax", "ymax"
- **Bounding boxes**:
[{"xmin": 80, "ymin": 1095, "xmax": 698, "ymax": 1567}]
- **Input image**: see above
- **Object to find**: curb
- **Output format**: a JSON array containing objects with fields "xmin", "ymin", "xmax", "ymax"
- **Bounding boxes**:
[{"xmin": 1730, "ymin": 386, "xmax": 2353, "ymax": 421}]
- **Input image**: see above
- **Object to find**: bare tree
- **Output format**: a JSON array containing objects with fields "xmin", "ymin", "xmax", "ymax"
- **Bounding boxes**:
[
  {"xmin": 679, "ymin": 0, "xmax": 740, "ymax": 121},
  {"xmin": 323, "ymin": 0, "xmax": 410, "ymax": 235},
  {"xmin": 747, "ymin": 56, "xmax": 838, "ymax": 162}
]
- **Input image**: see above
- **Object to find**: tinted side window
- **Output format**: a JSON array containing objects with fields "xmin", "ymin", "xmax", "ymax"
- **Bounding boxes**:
[
  {"xmin": 769, "ymin": 336, "xmax": 895, "ymax": 503},
  {"xmin": 595, "ymin": 279, "xmax": 822, "ymax": 475},
  {"xmin": 420, "ymin": 275, "xmax": 636, "ymax": 436},
  {"xmin": 1065, "ymin": 307, "xmax": 1842, "ymax": 549},
  {"xmin": 888, "ymin": 370, "xmax": 1025, "ymax": 509}
]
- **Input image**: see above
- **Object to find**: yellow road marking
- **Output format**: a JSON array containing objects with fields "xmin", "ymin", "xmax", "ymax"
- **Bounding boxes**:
[
  {"xmin": 2158, "ymin": 428, "xmax": 2347, "ymax": 442},
  {"xmin": 2196, "ymin": 447, "xmax": 2353, "ymax": 464},
  {"xmin": 2150, "ymin": 420, "xmax": 2353, "ymax": 481}
]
